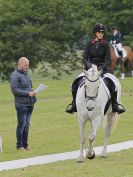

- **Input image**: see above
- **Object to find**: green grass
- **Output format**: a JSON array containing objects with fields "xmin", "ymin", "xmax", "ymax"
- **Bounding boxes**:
[
  {"xmin": 0, "ymin": 149, "xmax": 133, "ymax": 177},
  {"xmin": 0, "ymin": 75, "xmax": 133, "ymax": 176}
]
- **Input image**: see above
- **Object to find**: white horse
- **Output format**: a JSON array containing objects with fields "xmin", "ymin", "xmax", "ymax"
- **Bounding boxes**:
[{"xmin": 76, "ymin": 64, "xmax": 121, "ymax": 162}]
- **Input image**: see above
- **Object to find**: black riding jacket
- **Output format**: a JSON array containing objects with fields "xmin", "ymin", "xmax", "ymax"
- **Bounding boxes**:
[
  {"xmin": 83, "ymin": 39, "xmax": 111, "ymax": 72},
  {"xmin": 112, "ymin": 31, "xmax": 122, "ymax": 43}
]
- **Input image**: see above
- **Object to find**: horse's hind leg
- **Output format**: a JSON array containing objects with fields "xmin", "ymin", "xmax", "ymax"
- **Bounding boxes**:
[
  {"xmin": 129, "ymin": 57, "xmax": 133, "ymax": 77},
  {"xmin": 76, "ymin": 119, "xmax": 86, "ymax": 163},
  {"xmin": 101, "ymin": 112, "xmax": 117, "ymax": 157},
  {"xmin": 120, "ymin": 60, "xmax": 125, "ymax": 79}
]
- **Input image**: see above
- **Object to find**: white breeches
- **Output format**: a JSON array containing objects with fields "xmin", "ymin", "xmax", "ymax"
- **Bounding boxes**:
[{"xmin": 116, "ymin": 43, "xmax": 122, "ymax": 51}]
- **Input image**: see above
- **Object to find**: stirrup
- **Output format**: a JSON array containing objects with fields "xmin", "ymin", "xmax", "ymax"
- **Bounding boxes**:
[
  {"xmin": 65, "ymin": 104, "xmax": 74, "ymax": 114},
  {"xmin": 113, "ymin": 103, "xmax": 125, "ymax": 114},
  {"xmin": 117, "ymin": 104, "xmax": 125, "ymax": 114}
]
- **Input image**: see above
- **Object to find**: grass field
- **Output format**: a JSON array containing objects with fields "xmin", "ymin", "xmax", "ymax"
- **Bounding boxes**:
[{"xmin": 0, "ymin": 72, "xmax": 133, "ymax": 176}]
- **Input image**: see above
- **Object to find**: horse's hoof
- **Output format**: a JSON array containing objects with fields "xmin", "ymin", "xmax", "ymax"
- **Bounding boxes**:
[
  {"xmin": 76, "ymin": 155, "xmax": 84, "ymax": 163},
  {"xmin": 101, "ymin": 153, "xmax": 107, "ymax": 158},
  {"xmin": 101, "ymin": 153, "xmax": 106, "ymax": 158},
  {"xmin": 101, "ymin": 155, "xmax": 106, "ymax": 158},
  {"xmin": 86, "ymin": 150, "xmax": 95, "ymax": 160},
  {"xmin": 101, "ymin": 150, "xmax": 107, "ymax": 158}
]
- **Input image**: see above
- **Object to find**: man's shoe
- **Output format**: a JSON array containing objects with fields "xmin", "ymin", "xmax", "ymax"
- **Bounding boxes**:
[
  {"xmin": 25, "ymin": 147, "xmax": 31, "ymax": 151},
  {"xmin": 65, "ymin": 104, "xmax": 74, "ymax": 114},
  {"xmin": 112, "ymin": 104, "xmax": 125, "ymax": 114},
  {"xmin": 17, "ymin": 147, "xmax": 25, "ymax": 151}
]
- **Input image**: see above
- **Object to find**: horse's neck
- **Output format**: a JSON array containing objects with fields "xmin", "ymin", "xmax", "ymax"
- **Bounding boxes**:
[{"xmin": 76, "ymin": 84, "xmax": 87, "ymax": 105}]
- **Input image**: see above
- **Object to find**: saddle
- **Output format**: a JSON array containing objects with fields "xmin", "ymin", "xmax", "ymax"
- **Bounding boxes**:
[{"xmin": 112, "ymin": 44, "xmax": 127, "ymax": 58}]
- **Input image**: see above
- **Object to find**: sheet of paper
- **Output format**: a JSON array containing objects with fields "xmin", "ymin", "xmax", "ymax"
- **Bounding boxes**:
[{"xmin": 34, "ymin": 83, "xmax": 48, "ymax": 94}]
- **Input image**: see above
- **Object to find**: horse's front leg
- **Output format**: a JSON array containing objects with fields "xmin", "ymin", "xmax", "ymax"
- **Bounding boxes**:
[
  {"xmin": 101, "ymin": 112, "xmax": 117, "ymax": 157},
  {"xmin": 110, "ymin": 61, "xmax": 116, "ymax": 74},
  {"xmin": 86, "ymin": 136, "xmax": 95, "ymax": 160},
  {"xmin": 86, "ymin": 118, "xmax": 101, "ymax": 160},
  {"xmin": 76, "ymin": 119, "xmax": 86, "ymax": 163}
]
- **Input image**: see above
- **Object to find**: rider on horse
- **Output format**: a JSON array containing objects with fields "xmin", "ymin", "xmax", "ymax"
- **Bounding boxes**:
[
  {"xmin": 65, "ymin": 23, "xmax": 125, "ymax": 115},
  {"xmin": 110, "ymin": 26, "xmax": 123, "ymax": 59}
]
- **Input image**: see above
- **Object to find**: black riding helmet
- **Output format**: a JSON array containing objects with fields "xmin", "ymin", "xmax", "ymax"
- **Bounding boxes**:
[
  {"xmin": 93, "ymin": 23, "xmax": 105, "ymax": 33},
  {"xmin": 112, "ymin": 26, "xmax": 117, "ymax": 30}
]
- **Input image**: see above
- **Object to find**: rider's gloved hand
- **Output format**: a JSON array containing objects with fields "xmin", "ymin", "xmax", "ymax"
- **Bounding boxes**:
[
  {"xmin": 98, "ymin": 65, "xmax": 106, "ymax": 76},
  {"xmin": 85, "ymin": 62, "xmax": 92, "ymax": 70},
  {"xmin": 98, "ymin": 66, "xmax": 103, "ymax": 71},
  {"xmin": 113, "ymin": 40, "xmax": 116, "ymax": 44}
]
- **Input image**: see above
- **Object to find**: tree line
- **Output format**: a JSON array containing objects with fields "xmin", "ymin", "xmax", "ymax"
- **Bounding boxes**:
[{"xmin": 0, "ymin": 0, "xmax": 132, "ymax": 79}]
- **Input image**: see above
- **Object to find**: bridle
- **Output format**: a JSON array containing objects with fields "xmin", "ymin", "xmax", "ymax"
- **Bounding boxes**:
[{"xmin": 84, "ymin": 75, "xmax": 100, "ymax": 102}]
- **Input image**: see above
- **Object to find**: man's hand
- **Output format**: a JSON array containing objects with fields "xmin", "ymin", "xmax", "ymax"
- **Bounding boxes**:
[{"xmin": 29, "ymin": 92, "xmax": 37, "ymax": 97}]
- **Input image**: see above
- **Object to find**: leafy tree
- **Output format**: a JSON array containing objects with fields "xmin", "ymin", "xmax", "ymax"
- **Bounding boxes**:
[
  {"xmin": 0, "ymin": 0, "xmax": 85, "ymax": 79},
  {"xmin": 0, "ymin": 0, "xmax": 132, "ymax": 79}
]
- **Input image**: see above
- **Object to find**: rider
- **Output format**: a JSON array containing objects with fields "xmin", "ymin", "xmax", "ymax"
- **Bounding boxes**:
[
  {"xmin": 110, "ymin": 26, "xmax": 123, "ymax": 58},
  {"xmin": 65, "ymin": 23, "xmax": 125, "ymax": 115}
]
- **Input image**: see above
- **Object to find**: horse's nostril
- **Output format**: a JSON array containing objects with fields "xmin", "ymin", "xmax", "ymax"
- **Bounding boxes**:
[{"xmin": 87, "ymin": 107, "xmax": 94, "ymax": 111}]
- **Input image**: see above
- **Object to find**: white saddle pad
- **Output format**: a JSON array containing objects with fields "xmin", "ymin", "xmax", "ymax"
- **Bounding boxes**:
[{"xmin": 103, "ymin": 73, "xmax": 121, "ymax": 102}]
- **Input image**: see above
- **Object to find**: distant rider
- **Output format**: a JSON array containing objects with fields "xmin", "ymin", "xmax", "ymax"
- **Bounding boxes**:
[{"xmin": 110, "ymin": 26, "xmax": 123, "ymax": 58}]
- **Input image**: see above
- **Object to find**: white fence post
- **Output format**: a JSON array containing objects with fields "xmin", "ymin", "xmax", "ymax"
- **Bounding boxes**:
[{"xmin": 0, "ymin": 136, "xmax": 2, "ymax": 154}]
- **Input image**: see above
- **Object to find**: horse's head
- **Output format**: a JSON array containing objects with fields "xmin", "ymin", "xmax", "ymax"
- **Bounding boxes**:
[{"xmin": 84, "ymin": 65, "xmax": 100, "ymax": 111}]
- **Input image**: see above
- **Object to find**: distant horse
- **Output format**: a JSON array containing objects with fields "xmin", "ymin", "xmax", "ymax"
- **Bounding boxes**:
[
  {"xmin": 110, "ymin": 44, "xmax": 133, "ymax": 79},
  {"xmin": 76, "ymin": 65, "xmax": 121, "ymax": 162}
]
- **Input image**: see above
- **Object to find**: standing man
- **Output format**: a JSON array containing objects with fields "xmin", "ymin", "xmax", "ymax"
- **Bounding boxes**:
[
  {"xmin": 10, "ymin": 57, "xmax": 37, "ymax": 150},
  {"xmin": 110, "ymin": 26, "xmax": 123, "ymax": 58}
]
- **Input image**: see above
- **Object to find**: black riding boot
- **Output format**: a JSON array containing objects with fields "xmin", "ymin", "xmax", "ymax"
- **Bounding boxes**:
[
  {"xmin": 111, "ymin": 91, "xmax": 125, "ymax": 114},
  {"xmin": 104, "ymin": 77, "xmax": 125, "ymax": 114},
  {"xmin": 65, "ymin": 77, "xmax": 83, "ymax": 114},
  {"xmin": 118, "ymin": 50, "xmax": 123, "ymax": 59},
  {"xmin": 65, "ymin": 90, "xmax": 77, "ymax": 114}
]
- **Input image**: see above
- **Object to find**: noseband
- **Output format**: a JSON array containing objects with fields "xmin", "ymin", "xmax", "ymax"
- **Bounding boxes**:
[{"xmin": 84, "ymin": 76, "xmax": 99, "ymax": 101}]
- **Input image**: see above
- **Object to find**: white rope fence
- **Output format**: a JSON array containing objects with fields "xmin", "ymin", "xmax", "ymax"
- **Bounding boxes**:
[{"xmin": 0, "ymin": 140, "xmax": 133, "ymax": 171}]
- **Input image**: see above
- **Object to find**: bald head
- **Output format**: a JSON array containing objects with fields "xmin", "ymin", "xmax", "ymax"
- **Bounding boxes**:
[{"xmin": 18, "ymin": 57, "xmax": 29, "ymax": 72}]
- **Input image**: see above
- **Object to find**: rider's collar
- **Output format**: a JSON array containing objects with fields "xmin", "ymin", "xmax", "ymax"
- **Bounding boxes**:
[{"xmin": 91, "ymin": 39, "xmax": 104, "ymax": 44}]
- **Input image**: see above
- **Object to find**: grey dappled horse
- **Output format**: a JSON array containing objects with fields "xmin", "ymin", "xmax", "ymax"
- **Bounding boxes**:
[{"xmin": 76, "ymin": 65, "xmax": 121, "ymax": 162}]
